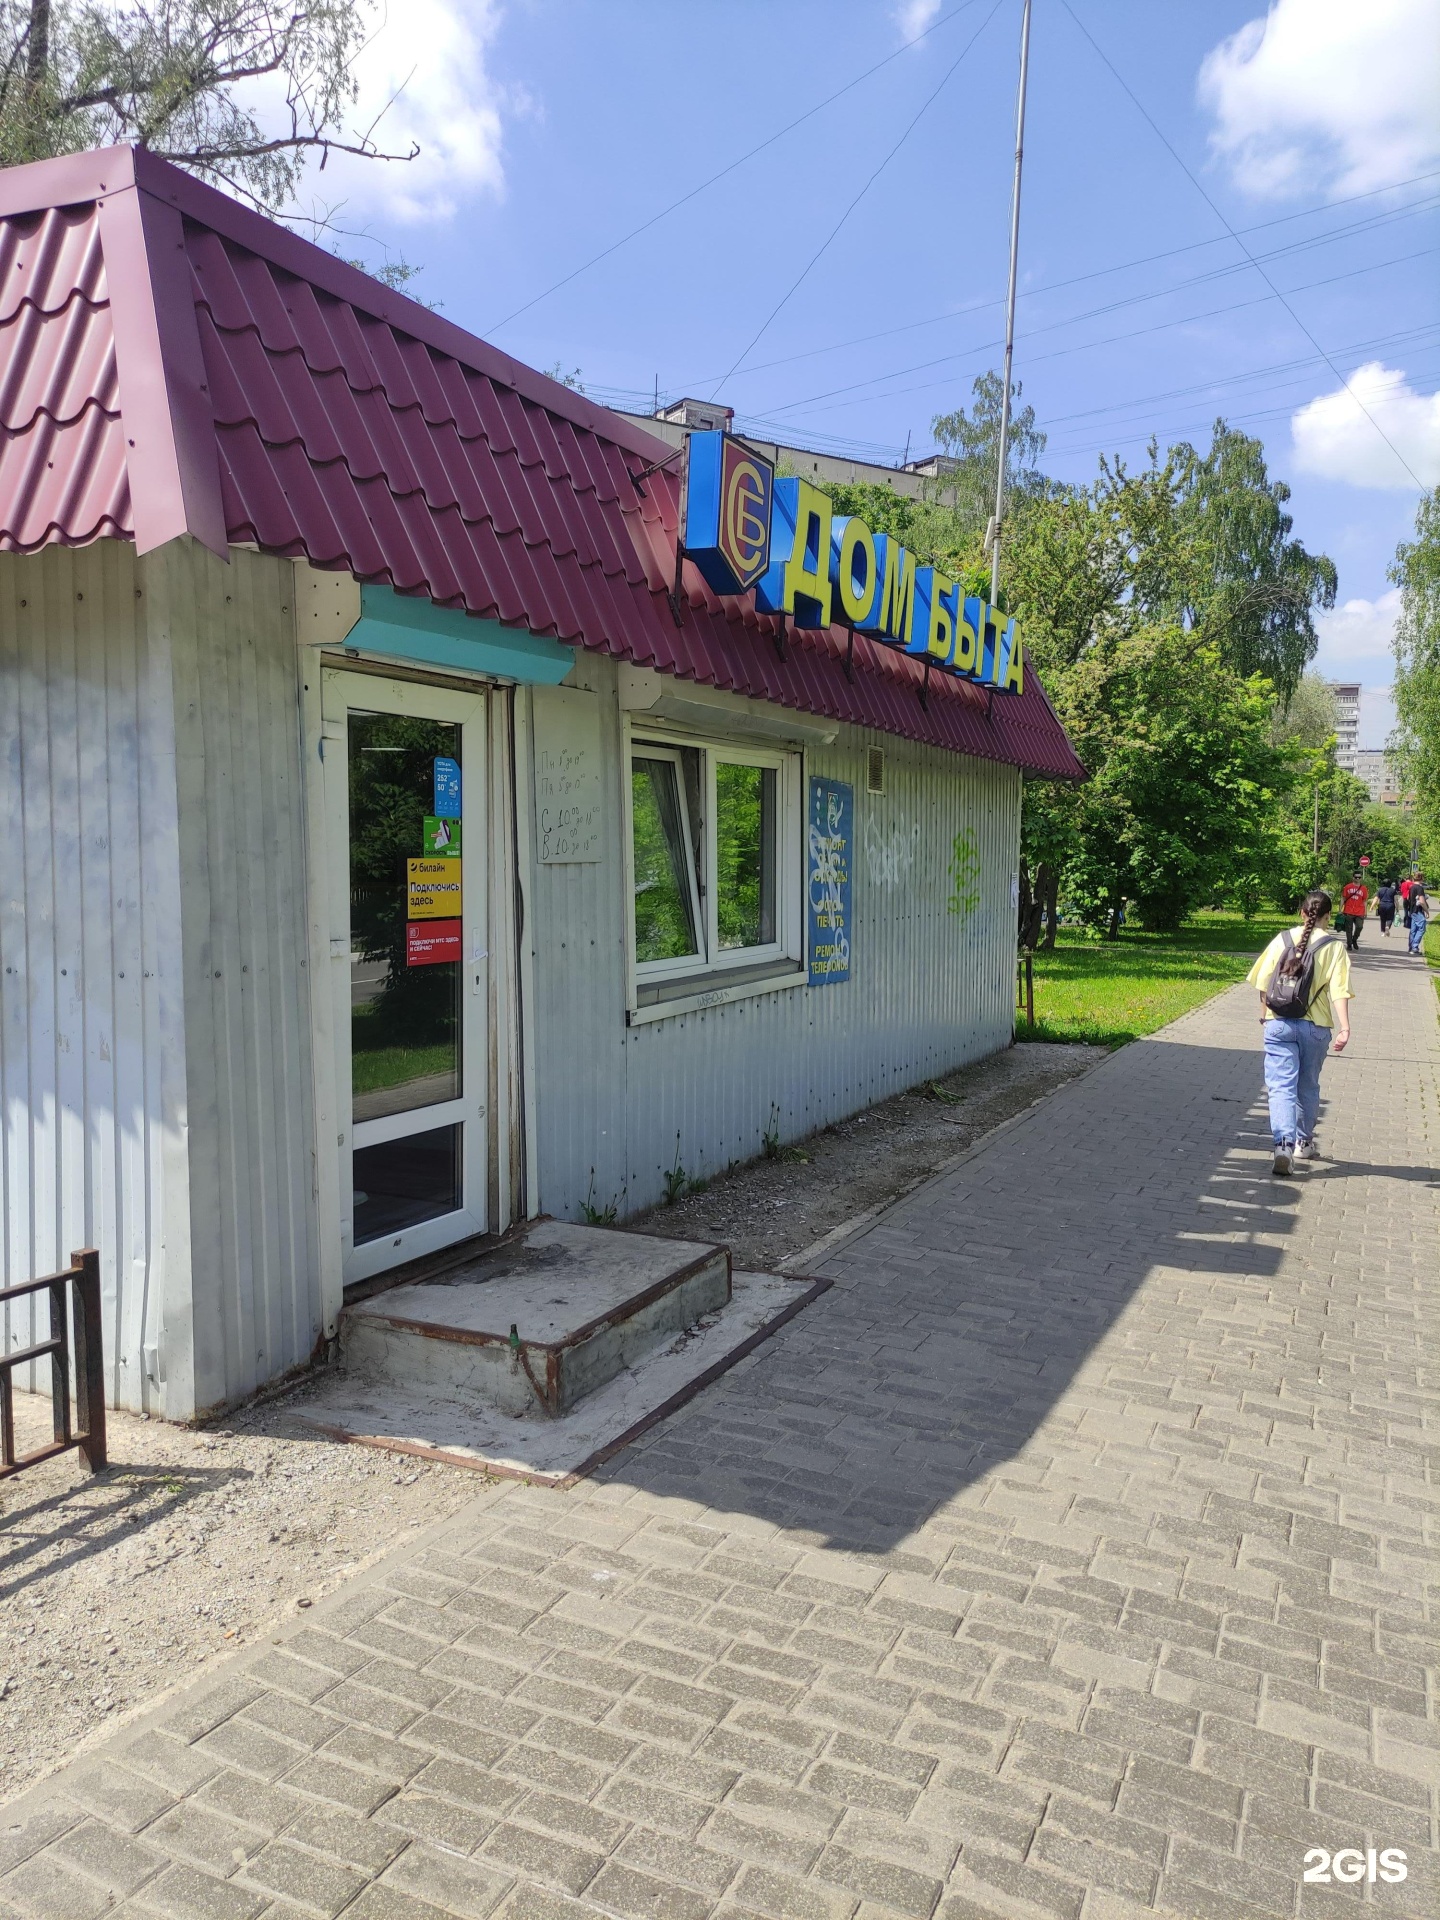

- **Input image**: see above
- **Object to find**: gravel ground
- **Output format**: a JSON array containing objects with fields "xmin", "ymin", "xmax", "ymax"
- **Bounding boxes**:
[
  {"xmin": 0, "ymin": 1393, "xmax": 480, "ymax": 1804},
  {"xmin": 0, "ymin": 1039, "xmax": 1099, "ymax": 1805},
  {"xmin": 630, "ymin": 1039, "xmax": 1101, "ymax": 1270}
]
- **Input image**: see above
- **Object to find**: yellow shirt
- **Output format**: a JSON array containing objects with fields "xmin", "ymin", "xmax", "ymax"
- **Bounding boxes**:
[{"xmin": 1245, "ymin": 927, "xmax": 1353, "ymax": 1027}]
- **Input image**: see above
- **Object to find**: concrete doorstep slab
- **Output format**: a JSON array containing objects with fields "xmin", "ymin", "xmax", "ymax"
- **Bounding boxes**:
[
  {"xmin": 294, "ymin": 1269, "xmax": 829, "ymax": 1484},
  {"xmin": 339, "ymin": 1219, "xmax": 734, "ymax": 1418}
]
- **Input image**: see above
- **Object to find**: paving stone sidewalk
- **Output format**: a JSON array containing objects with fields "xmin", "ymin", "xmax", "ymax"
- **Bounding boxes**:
[{"xmin": 3, "ymin": 946, "xmax": 1436, "ymax": 1920}]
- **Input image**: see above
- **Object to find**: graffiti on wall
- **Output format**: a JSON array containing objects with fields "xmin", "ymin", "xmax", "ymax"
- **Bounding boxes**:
[
  {"xmin": 947, "ymin": 828, "xmax": 981, "ymax": 919},
  {"xmin": 863, "ymin": 813, "xmax": 921, "ymax": 890}
]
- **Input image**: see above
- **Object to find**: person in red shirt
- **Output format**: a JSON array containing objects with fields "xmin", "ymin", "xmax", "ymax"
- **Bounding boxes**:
[
  {"xmin": 1340, "ymin": 875, "xmax": 1368, "ymax": 949},
  {"xmin": 1400, "ymin": 875, "xmax": 1414, "ymax": 929}
]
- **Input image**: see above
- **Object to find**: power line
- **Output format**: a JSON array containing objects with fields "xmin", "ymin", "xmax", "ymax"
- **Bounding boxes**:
[
  {"xmin": 1039, "ymin": 324, "xmax": 1440, "ymax": 434},
  {"xmin": 705, "ymin": 0, "xmax": 1008, "ymax": 399},
  {"xmin": 1042, "ymin": 349, "xmax": 1440, "ymax": 456},
  {"xmin": 1045, "ymin": 365, "xmax": 1440, "ymax": 463},
  {"xmin": 482, "ymin": 0, "xmax": 987, "ymax": 336},
  {"xmin": 750, "ymin": 244, "xmax": 1439, "ymax": 422},
  {"xmin": 693, "ymin": 175, "xmax": 1440, "ymax": 389},
  {"xmin": 1057, "ymin": 0, "xmax": 1426, "ymax": 490}
]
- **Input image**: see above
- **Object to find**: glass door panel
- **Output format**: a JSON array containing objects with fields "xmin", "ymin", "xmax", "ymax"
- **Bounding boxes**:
[
  {"xmin": 348, "ymin": 711, "xmax": 462, "ymax": 1126},
  {"xmin": 324, "ymin": 672, "xmax": 487, "ymax": 1281}
]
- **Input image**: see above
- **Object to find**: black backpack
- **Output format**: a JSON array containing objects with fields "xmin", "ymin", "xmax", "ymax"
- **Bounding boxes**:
[{"xmin": 1264, "ymin": 930, "xmax": 1335, "ymax": 1020}]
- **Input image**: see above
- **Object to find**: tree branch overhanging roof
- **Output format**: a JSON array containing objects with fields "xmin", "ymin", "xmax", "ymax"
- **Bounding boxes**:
[{"xmin": 0, "ymin": 145, "xmax": 1084, "ymax": 778}]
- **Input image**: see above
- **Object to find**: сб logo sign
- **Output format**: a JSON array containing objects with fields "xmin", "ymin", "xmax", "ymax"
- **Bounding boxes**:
[{"xmin": 684, "ymin": 432, "xmax": 775, "ymax": 594}]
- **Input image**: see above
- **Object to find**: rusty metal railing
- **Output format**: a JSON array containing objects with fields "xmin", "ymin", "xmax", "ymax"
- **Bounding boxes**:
[
  {"xmin": 1016, "ymin": 948, "xmax": 1035, "ymax": 1030},
  {"xmin": 0, "ymin": 1248, "xmax": 107, "ymax": 1479}
]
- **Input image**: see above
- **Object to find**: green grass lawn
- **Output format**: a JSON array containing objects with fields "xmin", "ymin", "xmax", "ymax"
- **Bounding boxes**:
[
  {"xmin": 351, "ymin": 1042, "xmax": 455, "ymax": 1094},
  {"xmin": 1017, "ymin": 909, "xmax": 1294, "ymax": 1047}
]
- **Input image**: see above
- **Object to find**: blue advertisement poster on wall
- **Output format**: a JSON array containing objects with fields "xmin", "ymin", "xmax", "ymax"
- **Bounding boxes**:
[{"xmin": 807, "ymin": 776, "xmax": 853, "ymax": 985}]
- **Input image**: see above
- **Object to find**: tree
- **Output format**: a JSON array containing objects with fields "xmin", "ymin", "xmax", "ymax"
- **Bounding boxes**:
[
  {"xmin": 1270, "ymin": 670, "xmax": 1339, "ymax": 750},
  {"xmin": 1313, "ymin": 766, "xmax": 1373, "ymax": 887},
  {"xmin": 0, "ymin": 0, "xmax": 413, "ymax": 211},
  {"xmin": 1047, "ymin": 626, "xmax": 1298, "ymax": 935},
  {"xmin": 1351, "ymin": 805, "xmax": 1415, "ymax": 885},
  {"xmin": 929, "ymin": 369, "xmax": 1047, "ymax": 540},
  {"xmin": 815, "ymin": 391, "xmax": 1336, "ymax": 938},
  {"xmin": 1004, "ymin": 424, "xmax": 1335, "ymax": 701},
  {"xmin": 1163, "ymin": 425, "xmax": 1337, "ymax": 701},
  {"xmin": 1390, "ymin": 487, "xmax": 1440, "ymax": 840}
]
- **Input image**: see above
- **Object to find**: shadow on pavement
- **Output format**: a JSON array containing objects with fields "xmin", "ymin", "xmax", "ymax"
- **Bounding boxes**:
[{"xmin": 592, "ymin": 1035, "xmax": 1357, "ymax": 1554}]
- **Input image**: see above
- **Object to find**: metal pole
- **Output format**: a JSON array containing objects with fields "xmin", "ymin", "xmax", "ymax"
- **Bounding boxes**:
[{"xmin": 989, "ymin": 0, "xmax": 1034, "ymax": 605}]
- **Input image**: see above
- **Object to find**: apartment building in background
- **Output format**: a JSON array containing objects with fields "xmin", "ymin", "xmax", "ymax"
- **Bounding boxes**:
[
  {"xmin": 1350, "ymin": 749, "xmax": 1408, "ymax": 808},
  {"xmin": 1330, "ymin": 682, "xmax": 1361, "ymax": 769}
]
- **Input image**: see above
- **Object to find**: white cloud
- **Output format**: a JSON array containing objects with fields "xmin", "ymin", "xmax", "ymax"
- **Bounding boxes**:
[
  {"xmin": 895, "ymin": 1, "xmax": 943, "ymax": 42},
  {"xmin": 1314, "ymin": 588, "xmax": 1402, "ymax": 672},
  {"xmin": 1290, "ymin": 364, "xmax": 1440, "ymax": 490},
  {"xmin": 1198, "ymin": 0, "xmax": 1440, "ymax": 200},
  {"xmin": 254, "ymin": 0, "xmax": 508, "ymax": 227}
]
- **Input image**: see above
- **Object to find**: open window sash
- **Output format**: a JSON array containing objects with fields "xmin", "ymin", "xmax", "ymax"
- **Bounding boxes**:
[{"xmin": 630, "ymin": 746, "xmax": 706, "ymax": 981}]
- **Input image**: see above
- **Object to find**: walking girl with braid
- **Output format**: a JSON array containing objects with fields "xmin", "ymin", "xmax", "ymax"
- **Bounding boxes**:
[{"xmin": 1245, "ymin": 890, "xmax": 1353, "ymax": 1177}]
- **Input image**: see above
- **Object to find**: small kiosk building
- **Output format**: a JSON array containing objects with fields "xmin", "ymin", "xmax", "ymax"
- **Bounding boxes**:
[{"xmin": 0, "ymin": 147, "xmax": 1083, "ymax": 1419}]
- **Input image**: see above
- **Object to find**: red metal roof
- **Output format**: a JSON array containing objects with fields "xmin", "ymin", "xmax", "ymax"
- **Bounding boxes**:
[{"xmin": 0, "ymin": 146, "xmax": 1083, "ymax": 779}]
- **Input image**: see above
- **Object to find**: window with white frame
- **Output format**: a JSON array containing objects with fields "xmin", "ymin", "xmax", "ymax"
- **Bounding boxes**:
[{"xmin": 628, "ymin": 733, "xmax": 802, "ymax": 993}]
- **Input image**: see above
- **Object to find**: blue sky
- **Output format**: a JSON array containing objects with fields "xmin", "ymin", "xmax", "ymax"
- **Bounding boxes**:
[{"xmin": 320, "ymin": 0, "xmax": 1440, "ymax": 745}]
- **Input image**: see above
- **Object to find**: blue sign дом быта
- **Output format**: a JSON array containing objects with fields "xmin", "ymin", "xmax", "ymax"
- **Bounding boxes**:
[{"xmin": 679, "ymin": 431, "xmax": 1024, "ymax": 695}]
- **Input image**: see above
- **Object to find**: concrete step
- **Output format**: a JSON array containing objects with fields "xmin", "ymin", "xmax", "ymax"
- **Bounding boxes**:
[{"xmin": 340, "ymin": 1219, "xmax": 731, "ymax": 1417}]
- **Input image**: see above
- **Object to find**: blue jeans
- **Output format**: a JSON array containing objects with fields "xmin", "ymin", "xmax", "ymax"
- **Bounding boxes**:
[
  {"xmin": 1409, "ymin": 910, "xmax": 1428, "ymax": 954},
  {"xmin": 1263, "ymin": 1019, "xmax": 1331, "ymax": 1148}
]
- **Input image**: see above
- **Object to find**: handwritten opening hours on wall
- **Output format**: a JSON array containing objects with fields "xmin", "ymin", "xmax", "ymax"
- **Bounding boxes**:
[{"xmin": 533, "ymin": 685, "xmax": 604, "ymax": 862}]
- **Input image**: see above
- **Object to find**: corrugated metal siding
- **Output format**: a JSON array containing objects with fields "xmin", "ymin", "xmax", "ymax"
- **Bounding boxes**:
[
  {"xmin": 523, "ymin": 670, "xmax": 634, "ymax": 1220},
  {"xmin": 528, "ymin": 662, "xmax": 1021, "ymax": 1220},
  {"xmin": 3, "ymin": 542, "xmax": 180, "ymax": 1406},
  {"xmin": 0, "ymin": 539, "xmax": 319, "ymax": 1416},
  {"xmin": 159, "ymin": 542, "xmax": 321, "ymax": 1414}
]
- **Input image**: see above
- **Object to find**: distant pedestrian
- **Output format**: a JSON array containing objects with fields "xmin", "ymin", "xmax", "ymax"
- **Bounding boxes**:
[
  {"xmin": 1409, "ymin": 878, "xmax": 1430, "ymax": 958},
  {"xmin": 1400, "ymin": 875, "xmax": 1414, "ymax": 929},
  {"xmin": 1246, "ymin": 889, "xmax": 1352, "ymax": 1177},
  {"xmin": 1376, "ymin": 878, "xmax": 1397, "ymax": 935},
  {"xmin": 1339, "ymin": 874, "xmax": 1368, "ymax": 949}
]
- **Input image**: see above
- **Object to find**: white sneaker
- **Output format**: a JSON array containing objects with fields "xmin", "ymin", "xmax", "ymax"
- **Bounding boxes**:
[
  {"xmin": 1294, "ymin": 1137, "xmax": 1317, "ymax": 1162},
  {"xmin": 1272, "ymin": 1146, "xmax": 1294, "ymax": 1176}
]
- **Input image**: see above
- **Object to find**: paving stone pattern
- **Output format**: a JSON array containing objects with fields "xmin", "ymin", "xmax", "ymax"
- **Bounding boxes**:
[{"xmin": 2, "ymin": 947, "xmax": 1436, "ymax": 1920}]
